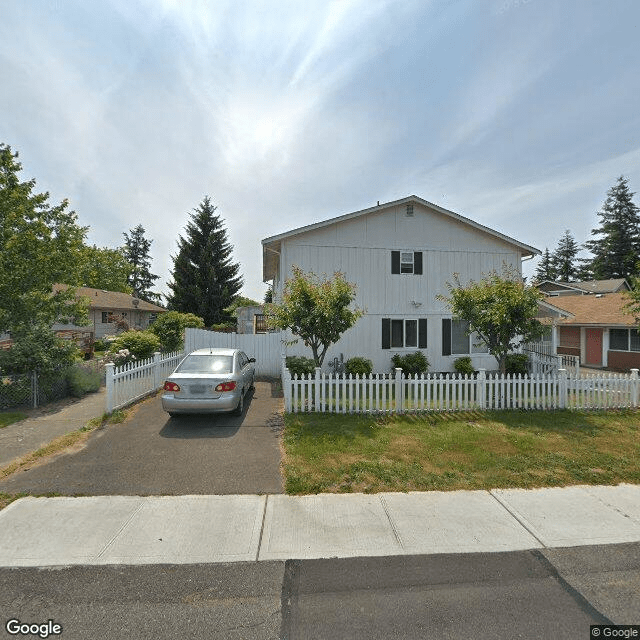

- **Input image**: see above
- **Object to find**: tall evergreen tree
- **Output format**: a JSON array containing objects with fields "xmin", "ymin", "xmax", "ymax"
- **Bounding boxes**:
[
  {"xmin": 551, "ymin": 230, "xmax": 580, "ymax": 282},
  {"xmin": 584, "ymin": 176, "xmax": 640, "ymax": 279},
  {"xmin": 534, "ymin": 247, "xmax": 556, "ymax": 282},
  {"xmin": 123, "ymin": 224, "xmax": 161, "ymax": 304},
  {"xmin": 167, "ymin": 197, "xmax": 243, "ymax": 326}
]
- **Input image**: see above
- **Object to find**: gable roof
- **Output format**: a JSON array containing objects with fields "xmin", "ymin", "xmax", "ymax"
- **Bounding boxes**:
[
  {"xmin": 544, "ymin": 292, "xmax": 638, "ymax": 327},
  {"xmin": 53, "ymin": 284, "xmax": 166, "ymax": 313},
  {"xmin": 262, "ymin": 195, "xmax": 539, "ymax": 281},
  {"xmin": 536, "ymin": 278, "xmax": 630, "ymax": 295}
]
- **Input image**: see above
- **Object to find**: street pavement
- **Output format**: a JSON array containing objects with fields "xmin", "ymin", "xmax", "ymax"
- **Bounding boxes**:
[{"xmin": 1, "ymin": 546, "xmax": 638, "ymax": 639}]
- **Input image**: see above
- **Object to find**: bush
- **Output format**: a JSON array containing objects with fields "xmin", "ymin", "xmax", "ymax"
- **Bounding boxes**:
[
  {"xmin": 149, "ymin": 311, "xmax": 205, "ymax": 352},
  {"xmin": 505, "ymin": 353, "xmax": 529, "ymax": 375},
  {"xmin": 66, "ymin": 363, "xmax": 102, "ymax": 397},
  {"xmin": 454, "ymin": 356, "xmax": 475, "ymax": 376},
  {"xmin": 391, "ymin": 351, "xmax": 430, "ymax": 376},
  {"xmin": 0, "ymin": 325, "xmax": 77, "ymax": 376},
  {"xmin": 286, "ymin": 356, "xmax": 316, "ymax": 377},
  {"xmin": 344, "ymin": 357, "xmax": 373, "ymax": 376},
  {"xmin": 108, "ymin": 330, "xmax": 161, "ymax": 360}
]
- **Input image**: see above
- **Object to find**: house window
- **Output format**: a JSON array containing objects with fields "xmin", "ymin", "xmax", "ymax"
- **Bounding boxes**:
[
  {"xmin": 102, "ymin": 312, "xmax": 111, "ymax": 323},
  {"xmin": 391, "ymin": 251, "xmax": 423, "ymax": 275},
  {"xmin": 406, "ymin": 203, "xmax": 414, "ymax": 217},
  {"xmin": 382, "ymin": 318, "xmax": 427, "ymax": 349},
  {"xmin": 610, "ymin": 328, "xmax": 640, "ymax": 352},
  {"xmin": 442, "ymin": 319, "xmax": 489, "ymax": 355}
]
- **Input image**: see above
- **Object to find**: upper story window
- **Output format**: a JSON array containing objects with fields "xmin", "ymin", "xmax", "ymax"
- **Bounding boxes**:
[{"xmin": 391, "ymin": 251, "xmax": 423, "ymax": 275}]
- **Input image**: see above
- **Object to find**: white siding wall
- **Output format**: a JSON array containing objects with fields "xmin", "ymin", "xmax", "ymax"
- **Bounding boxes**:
[{"xmin": 273, "ymin": 202, "xmax": 523, "ymax": 373}]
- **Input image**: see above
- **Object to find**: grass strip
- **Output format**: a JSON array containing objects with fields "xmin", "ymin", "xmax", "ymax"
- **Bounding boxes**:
[
  {"xmin": 0, "ymin": 412, "xmax": 27, "ymax": 429},
  {"xmin": 282, "ymin": 409, "xmax": 640, "ymax": 494}
]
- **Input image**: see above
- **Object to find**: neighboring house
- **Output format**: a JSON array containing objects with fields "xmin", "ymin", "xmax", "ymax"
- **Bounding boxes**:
[
  {"xmin": 235, "ymin": 305, "xmax": 269, "ymax": 334},
  {"xmin": 537, "ymin": 292, "xmax": 640, "ymax": 370},
  {"xmin": 262, "ymin": 195, "xmax": 539, "ymax": 372},
  {"xmin": 536, "ymin": 278, "xmax": 630, "ymax": 297},
  {"xmin": 52, "ymin": 285, "xmax": 166, "ymax": 340}
]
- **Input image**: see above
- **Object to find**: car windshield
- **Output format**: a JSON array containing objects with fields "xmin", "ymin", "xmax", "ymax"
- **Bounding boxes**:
[{"xmin": 176, "ymin": 355, "xmax": 233, "ymax": 374}]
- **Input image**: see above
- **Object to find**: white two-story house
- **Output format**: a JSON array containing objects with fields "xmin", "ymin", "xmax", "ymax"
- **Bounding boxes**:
[{"xmin": 262, "ymin": 195, "xmax": 539, "ymax": 373}]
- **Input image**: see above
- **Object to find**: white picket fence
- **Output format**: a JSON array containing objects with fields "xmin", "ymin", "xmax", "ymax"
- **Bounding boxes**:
[
  {"xmin": 283, "ymin": 367, "xmax": 640, "ymax": 414},
  {"xmin": 105, "ymin": 351, "xmax": 184, "ymax": 413},
  {"xmin": 528, "ymin": 350, "xmax": 580, "ymax": 377}
]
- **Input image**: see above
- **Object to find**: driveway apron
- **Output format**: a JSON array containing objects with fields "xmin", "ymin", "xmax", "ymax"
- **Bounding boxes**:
[{"xmin": 0, "ymin": 381, "xmax": 284, "ymax": 496}]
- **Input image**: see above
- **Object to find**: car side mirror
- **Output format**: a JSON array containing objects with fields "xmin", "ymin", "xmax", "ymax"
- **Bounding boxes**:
[{"xmin": 248, "ymin": 357, "xmax": 256, "ymax": 363}]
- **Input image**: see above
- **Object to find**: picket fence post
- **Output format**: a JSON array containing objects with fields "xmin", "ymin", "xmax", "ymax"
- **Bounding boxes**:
[
  {"xmin": 631, "ymin": 369, "xmax": 639, "ymax": 407},
  {"xmin": 314, "ymin": 367, "xmax": 321, "ymax": 412},
  {"xmin": 395, "ymin": 368, "xmax": 403, "ymax": 414},
  {"xmin": 558, "ymin": 368, "xmax": 567, "ymax": 409},
  {"xmin": 105, "ymin": 362, "xmax": 115, "ymax": 413},
  {"xmin": 152, "ymin": 352, "xmax": 162, "ymax": 389},
  {"xmin": 476, "ymin": 368, "xmax": 486, "ymax": 409}
]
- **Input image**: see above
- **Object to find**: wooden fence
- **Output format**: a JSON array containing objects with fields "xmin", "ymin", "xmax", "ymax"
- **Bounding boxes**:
[
  {"xmin": 105, "ymin": 351, "xmax": 183, "ymax": 413},
  {"xmin": 283, "ymin": 367, "xmax": 640, "ymax": 414}
]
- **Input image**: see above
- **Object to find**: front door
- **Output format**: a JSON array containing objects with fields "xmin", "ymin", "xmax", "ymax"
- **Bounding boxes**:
[{"xmin": 585, "ymin": 329, "xmax": 603, "ymax": 366}]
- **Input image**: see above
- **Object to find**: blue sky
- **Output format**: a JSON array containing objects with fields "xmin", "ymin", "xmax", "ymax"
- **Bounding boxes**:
[{"xmin": 1, "ymin": 0, "xmax": 639, "ymax": 301}]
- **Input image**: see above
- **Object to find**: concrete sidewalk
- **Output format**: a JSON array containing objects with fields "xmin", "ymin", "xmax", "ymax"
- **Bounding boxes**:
[
  {"xmin": 1, "ymin": 484, "xmax": 639, "ymax": 567},
  {"xmin": 0, "ymin": 388, "xmax": 106, "ymax": 467}
]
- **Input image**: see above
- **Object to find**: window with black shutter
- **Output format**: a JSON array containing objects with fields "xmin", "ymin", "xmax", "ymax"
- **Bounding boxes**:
[
  {"xmin": 382, "ymin": 318, "xmax": 427, "ymax": 349},
  {"xmin": 391, "ymin": 251, "xmax": 423, "ymax": 275}
]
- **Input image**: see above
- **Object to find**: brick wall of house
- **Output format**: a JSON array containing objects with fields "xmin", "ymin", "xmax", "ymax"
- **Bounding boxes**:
[{"xmin": 607, "ymin": 350, "xmax": 640, "ymax": 371}]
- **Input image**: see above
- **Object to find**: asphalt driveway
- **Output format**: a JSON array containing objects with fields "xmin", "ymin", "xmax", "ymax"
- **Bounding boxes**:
[{"xmin": 0, "ymin": 381, "xmax": 284, "ymax": 496}]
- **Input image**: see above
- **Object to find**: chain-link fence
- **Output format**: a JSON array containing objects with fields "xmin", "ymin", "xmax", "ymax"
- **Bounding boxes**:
[{"xmin": 0, "ymin": 361, "xmax": 105, "ymax": 410}]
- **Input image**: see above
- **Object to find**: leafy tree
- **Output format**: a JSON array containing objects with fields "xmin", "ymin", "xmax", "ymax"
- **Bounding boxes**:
[
  {"xmin": 551, "ymin": 230, "xmax": 580, "ymax": 282},
  {"xmin": 79, "ymin": 245, "xmax": 132, "ymax": 292},
  {"xmin": 225, "ymin": 295, "xmax": 261, "ymax": 316},
  {"xmin": 123, "ymin": 224, "xmax": 161, "ymax": 303},
  {"xmin": 584, "ymin": 176, "xmax": 640, "ymax": 279},
  {"xmin": 149, "ymin": 311, "xmax": 204, "ymax": 352},
  {"xmin": 534, "ymin": 248, "xmax": 556, "ymax": 282},
  {"xmin": 437, "ymin": 266, "xmax": 544, "ymax": 374},
  {"xmin": 264, "ymin": 287, "xmax": 273, "ymax": 303},
  {"xmin": 0, "ymin": 324, "xmax": 77, "ymax": 376},
  {"xmin": 0, "ymin": 143, "xmax": 88, "ymax": 333},
  {"xmin": 266, "ymin": 266, "xmax": 364, "ymax": 366},
  {"xmin": 167, "ymin": 197, "xmax": 243, "ymax": 326}
]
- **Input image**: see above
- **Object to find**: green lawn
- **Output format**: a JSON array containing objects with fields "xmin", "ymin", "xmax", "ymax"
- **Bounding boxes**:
[
  {"xmin": 0, "ymin": 412, "xmax": 26, "ymax": 429},
  {"xmin": 282, "ymin": 410, "xmax": 640, "ymax": 494}
]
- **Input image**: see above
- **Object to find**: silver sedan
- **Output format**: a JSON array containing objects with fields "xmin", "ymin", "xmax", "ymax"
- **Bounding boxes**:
[{"xmin": 161, "ymin": 348, "xmax": 256, "ymax": 417}]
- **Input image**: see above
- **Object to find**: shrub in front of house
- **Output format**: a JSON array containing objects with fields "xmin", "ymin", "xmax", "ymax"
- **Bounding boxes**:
[
  {"xmin": 286, "ymin": 356, "xmax": 316, "ymax": 377},
  {"xmin": 391, "ymin": 352, "xmax": 430, "ymax": 376},
  {"xmin": 454, "ymin": 356, "xmax": 475, "ymax": 376},
  {"xmin": 108, "ymin": 330, "xmax": 161, "ymax": 361},
  {"xmin": 344, "ymin": 357, "xmax": 373, "ymax": 376},
  {"xmin": 66, "ymin": 363, "xmax": 103, "ymax": 397},
  {"xmin": 505, "ymin": 353, "xmax": 529, "ymax": 375}
]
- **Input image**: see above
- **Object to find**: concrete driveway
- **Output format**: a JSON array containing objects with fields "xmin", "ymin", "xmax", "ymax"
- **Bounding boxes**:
[{"xmin": 0, "ymin": 381, "xmax": 284, "ymax": 496}]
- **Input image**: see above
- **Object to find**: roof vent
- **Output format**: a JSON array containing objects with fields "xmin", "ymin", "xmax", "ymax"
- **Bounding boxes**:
[{"xmin": 406, "ymin": 204, "xmax": 414, "ymax": 217}]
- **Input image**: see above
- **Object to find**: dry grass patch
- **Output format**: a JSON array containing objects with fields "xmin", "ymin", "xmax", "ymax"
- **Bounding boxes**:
[{"xmin": 282, "ymin": 409, "xmax": 640, "ymax": 494}]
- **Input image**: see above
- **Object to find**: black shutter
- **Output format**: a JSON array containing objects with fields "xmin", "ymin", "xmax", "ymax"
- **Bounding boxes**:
[
  {"xmin": 442, "ymin": 319, "xmax": 451, "ymax": 356},
  {"xmin": 382, "ymin": 318, "xmax": 391, "ymax": 349},
  {"xmin": 414, "ymin": 252, "xmax": 423, "ymax": 275},
  {"xmin": 418, "ymin": 319, "xmax": 428, "ymax": 348},
  {"xmin": 391, "ymin": 251, "xmax": 400, "ymax": 274}
]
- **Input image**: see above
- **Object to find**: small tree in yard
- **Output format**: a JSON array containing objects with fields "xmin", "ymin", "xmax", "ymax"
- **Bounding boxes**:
[
  {"xmin": 149, "ymin": 311, "xmax": 205, "ymax": 352},
  {"xmin": 437, "ymin": 266, "xmax": 544, "ymax": 374},
  {"xmin": 266, "ymin": 267, "xmax": 364, "ymax": 367}
]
